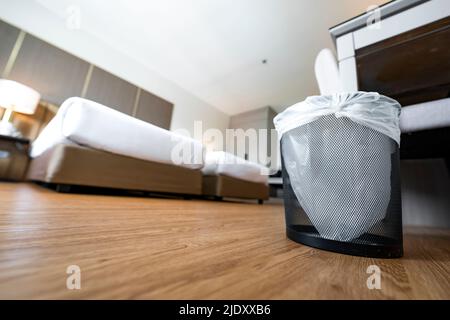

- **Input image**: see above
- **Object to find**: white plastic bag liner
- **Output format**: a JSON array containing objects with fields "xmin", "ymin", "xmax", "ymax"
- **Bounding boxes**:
[
  {"xmin": 274, "ymin": 92, "xmax": 401, "ymax": 242},
  {"xmin": 274, "ymin": 92, "xmax": 401, "ymax": 145}
]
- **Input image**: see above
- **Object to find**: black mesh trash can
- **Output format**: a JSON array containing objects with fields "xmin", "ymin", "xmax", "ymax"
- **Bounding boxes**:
[{"xmin": 274, "ymin": 92, "xmax": 403, "ymax": 258}]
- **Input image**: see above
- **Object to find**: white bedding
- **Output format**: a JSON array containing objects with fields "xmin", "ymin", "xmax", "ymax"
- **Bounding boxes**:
[
  {"xmin": 31, "ymin": 97, "xmax": 204, "ymax": 169},
  {"xmin": 400, "ymin": 98, "xmax": 450, "ymax": 133},
  {"xmin": 202, "ymin": 151, "xmax": 269, "ymax": 184}
]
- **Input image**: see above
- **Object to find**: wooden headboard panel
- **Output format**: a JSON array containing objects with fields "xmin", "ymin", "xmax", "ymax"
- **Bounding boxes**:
[
  {"xmin": 10, "ymin": 102, "xmax": 57, "ymax": 141},
  {"xmin": 0, "ymin": 19, "xmax": 173, "ymax": 135}
]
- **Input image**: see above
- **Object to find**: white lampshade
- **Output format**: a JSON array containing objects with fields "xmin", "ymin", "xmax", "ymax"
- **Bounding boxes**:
[{"xmin": 0, "ymin": 79, "xmax": 40, "ymax": 115}]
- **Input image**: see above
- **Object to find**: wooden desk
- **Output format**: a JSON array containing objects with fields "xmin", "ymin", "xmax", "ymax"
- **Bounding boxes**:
[
  {"xmin": 330, "ymin": 0, "xmax": 450, "ymax": 106},
  {"xmin": 331, "ymin": 0, "xmax": 450, "ymax": 162}
]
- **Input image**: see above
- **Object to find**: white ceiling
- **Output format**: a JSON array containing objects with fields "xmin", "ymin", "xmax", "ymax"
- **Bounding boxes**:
[{"xmin": 34, "ymin": 0, "xmax": 388, "ymax": 115}]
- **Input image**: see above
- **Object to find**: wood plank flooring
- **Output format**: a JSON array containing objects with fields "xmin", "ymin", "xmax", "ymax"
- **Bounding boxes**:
[{"xmin": 0, "ymin": 183, "xmax": 448, "ymax": 299}]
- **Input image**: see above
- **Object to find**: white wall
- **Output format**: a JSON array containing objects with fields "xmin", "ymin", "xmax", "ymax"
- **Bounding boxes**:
[{"xmin": 0, "ymin": 0, "xmax": 230, "ymax": 137}]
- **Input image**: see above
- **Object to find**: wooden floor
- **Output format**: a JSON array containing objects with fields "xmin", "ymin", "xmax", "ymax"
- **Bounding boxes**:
[{"xmin": 0, "ymin": 183, "xmax": 449, "ymax": 299}]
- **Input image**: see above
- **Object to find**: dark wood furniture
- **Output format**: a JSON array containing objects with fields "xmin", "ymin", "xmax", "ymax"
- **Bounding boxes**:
[
  {"xmin": 355, "ymin": 16, "xmax": 450, "ymax": 106},
  {"xmin": 0, "ymin": 134, "xmax": 30, "ymax": 181},
  {"xmin": 354, "ymin": 16, "xmax": 450, "ymax": 163},
  {"xmin": 400, "ymin": 127, "xmax": 450, "ymax": 169}
]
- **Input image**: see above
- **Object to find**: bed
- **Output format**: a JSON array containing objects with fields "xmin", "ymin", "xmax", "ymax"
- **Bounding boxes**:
[
  {"xmin": 27, "ymin": 97, "xmax": 204, "ymax": 196},
  {"xmin": 201, "ymin": 151, "xmax": 269, "ymax": 204},
  {"xmin": 27, "ymin": 97, "xmax": 270, "ymax": 202},
  {"xmin": 400, "ymin": 98, "xmax": 450, "ymax": 134},
  {"xmin": 399, "ymin": 98, "xmax": 450, "ymax": 166}
]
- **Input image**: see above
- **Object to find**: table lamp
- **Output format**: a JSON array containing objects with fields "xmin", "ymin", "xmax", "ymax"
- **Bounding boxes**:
[{"xmin": 0, "ymin": 79, "xmax": 40, "ymax": 137}]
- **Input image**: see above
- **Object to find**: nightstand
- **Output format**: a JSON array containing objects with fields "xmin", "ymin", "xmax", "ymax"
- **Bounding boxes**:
[{"xmin": 0, "ymin": 134, "xmax": 30, "ymax": 181}]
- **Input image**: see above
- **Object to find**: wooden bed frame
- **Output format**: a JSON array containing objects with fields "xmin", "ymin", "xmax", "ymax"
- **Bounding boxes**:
[
  {"xmin": 26, "ymin": 143, "xmax": 270, "ymax": 203},
  {"xmin": 202, "ymin": 174, "xmax": 269, "ymax": 204},
  {"xmin": 27, "ymin": 143, "xmax": 203, "ymax": 196}
]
